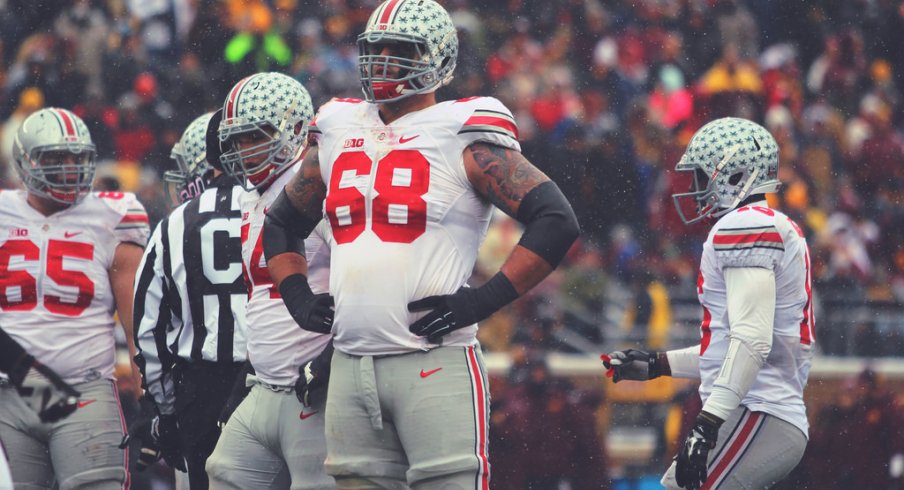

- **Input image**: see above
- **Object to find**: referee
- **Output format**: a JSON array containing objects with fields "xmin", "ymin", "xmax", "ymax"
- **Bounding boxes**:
[{"xmin": 133, "ymin": 110, "xmax": 247, "ymax": 489}]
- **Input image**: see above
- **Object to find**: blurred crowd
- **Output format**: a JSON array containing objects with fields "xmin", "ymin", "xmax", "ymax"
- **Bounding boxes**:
[{"xmin": 3, "ymin": 0, "xmax": 904, "ymax": 357}]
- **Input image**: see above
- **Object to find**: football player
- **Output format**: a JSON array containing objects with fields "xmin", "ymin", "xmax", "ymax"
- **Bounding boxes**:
[
  {"xmin": 0, "ymin": 108, "xmax": 149, "ymax": 489},
  {"xmin": 134, "ymin": 111, "xmax": 248, "ymax": 488},
  {"xmin": 263, "ymin": 0, "xmax": 580, "ymax": 487},
  {"xmin": 204, "ymin": 72, "xmax": 335, "ymax": 489},
  {"xmin": 603, "ymin": 118, "xmax": 813, "ymax": 489}
]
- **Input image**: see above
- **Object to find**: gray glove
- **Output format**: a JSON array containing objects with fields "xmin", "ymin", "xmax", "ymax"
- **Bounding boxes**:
[{"xmin": 601, "ymin": 349, "xmax": 664, "ymax": 383}]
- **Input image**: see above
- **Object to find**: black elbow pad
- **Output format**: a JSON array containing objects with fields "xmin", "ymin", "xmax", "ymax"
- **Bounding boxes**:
[
  {"xmin": 263, "ymin": 190, "xmax": 319, "ymax": 261},
  {"xmin": 515, "ymin": 181, "xmax": 580, "ymax": 267}
]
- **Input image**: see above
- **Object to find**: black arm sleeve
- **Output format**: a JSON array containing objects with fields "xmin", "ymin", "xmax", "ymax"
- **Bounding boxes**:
[
  {"xmin": 515, "ymin": 181, "xmax": 580, "ymax": 267},
  {"xmin": 0, "ymin": 327, "xmax": 28, "ymax": 374},
  {"xmin": 262, "ymin": 189, "xmax": 320, "ymax": 262}
]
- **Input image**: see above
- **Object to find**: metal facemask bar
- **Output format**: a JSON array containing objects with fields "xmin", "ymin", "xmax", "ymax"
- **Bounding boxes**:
[
  {"xmin": 357, "ymin": 31, "xmax": 435, "ymax": 102},
  {"xmin": 218, "ymin": 103, "xmax": 305, "ymax": 192},
  {"xmin": 671, "ymin": 145, "xmax": 741, "ymax": 225},
  {"xmin": 20, "ymin": 142, "xmax": 97, "ymax": 205}
]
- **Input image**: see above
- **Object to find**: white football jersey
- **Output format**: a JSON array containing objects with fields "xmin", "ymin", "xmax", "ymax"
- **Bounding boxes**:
[
  {"xmin": 0, "ymin": 190, "xmax": 150, "ymax": 383},
  {"xmin": 697, "ymin": 202, "xmax": 814, "ymax": 436},
  {"xmin": 310, "ymin": 96, "xmax": 520, "ymax": 356},
  {"xmin": 240, "ymin": 164, "xmax": 332, "ymax": 386}
]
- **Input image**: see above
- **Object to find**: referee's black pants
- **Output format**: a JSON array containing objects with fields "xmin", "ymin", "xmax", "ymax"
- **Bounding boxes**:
[{"xmin": 173, "ymin": 360, "xmax": 245, "ymax": 490}]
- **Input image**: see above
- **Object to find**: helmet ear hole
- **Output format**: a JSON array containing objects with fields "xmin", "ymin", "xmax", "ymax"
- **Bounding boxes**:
[{"xmin": 728, "ymin": 172, "xmax": 743, "ymax": 185}]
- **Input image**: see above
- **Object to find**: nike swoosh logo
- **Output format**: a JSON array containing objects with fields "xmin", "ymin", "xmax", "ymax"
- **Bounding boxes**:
[
  {"xmin": 299, "ymin": 411, "xmax": 319, "ymax": 420},
  {"xmin": 64, "ymin": 232, "xmax": 82, "ymax": 238},
  {"xmin": 77, "ymin": 399, "xmax": 96, "ymax": 408},
  {"xmin": 420, "ymin": 367, "xmax": 442, "ymax": 378},
  {"xmin": 399, "ymin": 135, "xmax": 419, "ymax": 144}
]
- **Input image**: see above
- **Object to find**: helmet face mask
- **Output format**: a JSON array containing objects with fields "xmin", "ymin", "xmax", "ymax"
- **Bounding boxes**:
[
  {"xmin": 218, "ymin": 73, "xmax": 313, "ymax": 191},
  {"xmin": 672, "ymin": 117, "xmax": 780, "ymax": 225},
  {"xmin": 13, "ymin": 108, "xmax": 96, "ymax": 206},
  {"xmin": 165, "ymin": 112, "xmax": 214, "ymax": 204},
  {"xmin": 358, "ymin": 0, "xmax": 458, "ymax": 103}
]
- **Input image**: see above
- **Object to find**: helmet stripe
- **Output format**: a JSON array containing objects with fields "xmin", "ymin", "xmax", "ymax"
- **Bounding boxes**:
[
  {"xmin": 54, "ymin": 109, "xmax": 76, "ymax": 138},
  {"xmin": 226, "ymin": 76, "xmax": 253, "ymax": 120},
  {"xmin": 379, "ymin": 0, "xmax": 403, "ymax": 25}
]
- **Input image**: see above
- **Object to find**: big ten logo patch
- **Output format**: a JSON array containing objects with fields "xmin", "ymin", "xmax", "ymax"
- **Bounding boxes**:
[
  {"xmin": 9, "ymin": 228, "xmax": 28, "ymax": 237},
  {"xmin": 344, "ymin": 138, "xmax": 364, "ymax": 149}
]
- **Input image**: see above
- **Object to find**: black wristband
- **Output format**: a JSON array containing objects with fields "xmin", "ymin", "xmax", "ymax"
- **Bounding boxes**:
[
  {"xmin": 278, "ymin": 273, "xmax": 316, "ymax": 325},
  {"xmin": 515, "ymin": 181, "xmax": 580, "ymax": 268},
  {"xmin": 648, "ymin": 351, "xmax": 664, "ymax": 379},
  {"xmin": 697, "ymin": 410, "xmax": 725, "ymax": 431},
  {"xmin": 452, "ymin": 272, "xmax": 519, "ymax": 325},
  {"xmin": 263, "ymin": 190, "xmax": 318, "ymax": 262}
]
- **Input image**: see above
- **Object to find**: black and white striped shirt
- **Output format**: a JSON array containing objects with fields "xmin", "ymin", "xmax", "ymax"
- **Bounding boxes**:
[{"xmin": 133, "ymin": 176, "xmax": 247, "ymax": 414}]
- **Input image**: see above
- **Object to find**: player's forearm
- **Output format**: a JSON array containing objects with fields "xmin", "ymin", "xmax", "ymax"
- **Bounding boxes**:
[
  {"xmin": 703, "ymin": 267, "xmax": 776, "ymax": 420},
  {"xmin": 498, "ymin": 246, "xmax": 553, "ymax": 295},
  {"xmin": 266, "ymin": 251, "xmax": 309, "ymax": 288}
]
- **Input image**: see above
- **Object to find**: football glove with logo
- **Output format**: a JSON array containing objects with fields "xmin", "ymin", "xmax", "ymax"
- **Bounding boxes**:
[
  {"xmin": 408, "ymin": 273, "xmax": 518, "ymax": 343},
  {"xmin": 675, "ymin": 410, "xmax": 723, "ymax": 489},
  {"xmin": 295, "ymin": 341, "xmax": 333, "ymax": 408},
  {"xmin": 9, "ymin": 355, "xmax": 80, "ymax": 423},
  {"xmin": 279, "ymin": 273, "xmax": 334, "ymax": 334},
  {"xmin": 152, "ymin": 414, "xmax": 186, "ymax": 472},
  {"xmin": 601, "ymin": 349, "xmax": 667, "ymax": 383}
]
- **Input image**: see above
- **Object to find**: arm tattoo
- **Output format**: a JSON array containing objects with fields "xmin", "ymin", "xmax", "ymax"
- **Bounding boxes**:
[
  {"xmin": 467, "ymin": 142, "xmax": 549, "ymax": 216},
  {"xmin": 286, "ymin": 144, "xmax": 327, "ymax": 220}
]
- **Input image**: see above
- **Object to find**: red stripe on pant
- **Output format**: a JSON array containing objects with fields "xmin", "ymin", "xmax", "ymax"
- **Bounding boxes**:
[
  {"xmin": 466, "ymin": 346, "xmax": 490, "ymax": 490},
  {"xmin": 111, "ymin": 381, "xmax": 131, "ymax": 490},
  {"xmin": 702, "ymin": 411, "xmax": 763, "ymax": 490}
]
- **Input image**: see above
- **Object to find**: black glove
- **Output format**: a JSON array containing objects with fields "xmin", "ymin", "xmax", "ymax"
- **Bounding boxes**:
[
  {"xmin": 123, "ymin": 415, "xmax": 161, "ymax": 472},
  {"xmin": 296, "ymin": 341, "xmax": 333, "ymax": 408},
  {"xmin": 601, "ymin": 349, "xmax": 664, "ymax": 383},
  {"xmin": 9, "ymin": 355, "xmax": 80, "ymax": 423},
  {"xmin": 279, "ymin": 274, "xmax": 334, "ymax": 334},
  {"xmin": 218, "ymin": 361, "xmax": 255, "ymax": 428},
  {"xmin": 675, "ymin": 410, "xmax": 723, "ymax": 489},
  {"xmin": 152, "ymin": 414, "xmax": 186, "ymax": 472},
  {"xmin": 408, "ymin": 273, "xmax": 518, "ymax": 343}
]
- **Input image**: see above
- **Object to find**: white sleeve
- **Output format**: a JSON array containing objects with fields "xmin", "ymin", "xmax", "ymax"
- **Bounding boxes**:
[
  {"xmin": 702, "ymin": 267, "xmax": 775, "ymax": 420},
  {"xmin": 132, "ymin": 223, "xmax": 176, "ymax": 414},
  {"xmin": 666, "ymin": 345, "xmax": 701, "ymax": 379}
]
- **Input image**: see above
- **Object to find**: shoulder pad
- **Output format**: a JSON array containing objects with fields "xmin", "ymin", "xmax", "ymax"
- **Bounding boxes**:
[
  {"xmin": 711, "ymin": 206, "xmax": 784, "ymax": 269},
  {"xmin": 452, "ymin": 96, "xmax": 520, "ymax": 151}
]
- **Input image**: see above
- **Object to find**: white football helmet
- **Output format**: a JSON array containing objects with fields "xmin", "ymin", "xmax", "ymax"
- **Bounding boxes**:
[
  {"xmin": 12, "ymin": 108, "xmax": 96, "ymax": 205},
  {"xmin": 358, "ymin": 0, "xmax": 458, "ymax": 103},
  {"xmin": 218, "ymin": 72, "xmax": 314, "ymax": 191},
  {"xmin": 672, "ymin": 117, "xmax": 781, "ymax": 224},
  {"xmin": 165, "ymin": 112, "xmax": 214, "ymax": 203}
]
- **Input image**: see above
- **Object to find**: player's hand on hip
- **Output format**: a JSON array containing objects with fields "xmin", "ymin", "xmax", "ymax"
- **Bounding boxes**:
[
  {"xmin": 11, "ymin": 356, "xmax": 80, "ymax": 423},
  {"xmin": 600, "ymin": 349, "xmax": 663, "ymax": 383},
  {"xmin": 296, "ymin": 341, "xmax": 333, "ymax": 408},
  {"xmin": 675, "ymin": 410, "xmax": 723, "ymax": 490},
  {"xmin": 408, "ymin": 288, "xmax": 479, "ymax": 343},
  {"xmin": 409, "ymin": 273, "xmax": 519, "ymax": 343},
  {"xmin": 151, "ymin": 414, "xmax": 187, "ymax": 472}
]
